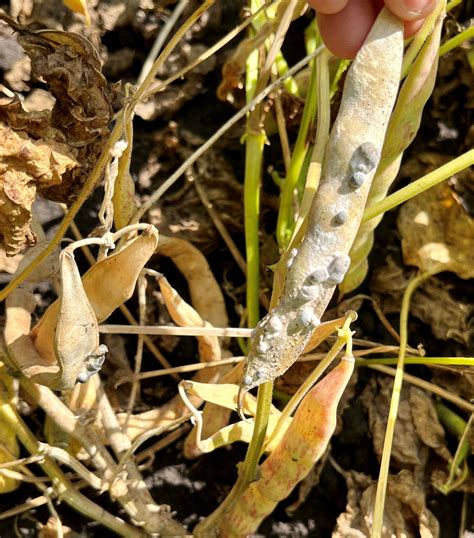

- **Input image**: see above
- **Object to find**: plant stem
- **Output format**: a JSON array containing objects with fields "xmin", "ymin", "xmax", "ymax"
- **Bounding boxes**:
[
  {"xmin": 276, "ymin": 54, "xmax": 319, "ymax": 248},
  {"xmin": 245, "ymin": 131, "xmax": 266, "ymax": 329},
  {"xmin": 362, "ymin": 149, "xmax": 474, "ymax": 223},
  {"xmin": 0, "ymin": 389, "xmax": 144, "ymax": 537},
  {"xmin": 439, "ymin": 25, "xmax": 474, "ymax": 56},
  {"xmin": 401, "ymin": 0, "xmax": 445, "ymax": 78},
  {"xmin": 372, "ymin": 270, "xmax": 436, "ymax": 537}
]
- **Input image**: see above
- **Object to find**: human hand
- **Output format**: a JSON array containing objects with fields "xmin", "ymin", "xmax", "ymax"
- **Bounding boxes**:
[{"xmin": 308, "ymin": 0, "xmax": 437, "ymax": 58}]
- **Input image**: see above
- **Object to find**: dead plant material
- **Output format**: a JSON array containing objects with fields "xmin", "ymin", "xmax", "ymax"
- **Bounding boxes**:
[
  {"xmin": 0, "ymin": 14, "xmax": 112, "ymax": 204},
  {"xmin": 0, "ymin": 112, "xmax": 77, "ymax": 255},
  {"xmin": 398, "ymin": 181, "xmax": 474, "ymax": 277},
  {"xmin": 334, "ymin": 470, "xmax": 440, "ymax": 537},
  {"xmin": 5, "ymin": 228, "xmax": 158, "ymax": 389},
  {"xmin": 361, "ymin": 378, "xmax": 450, "ymax": 468},
  {"xmin": 157, "ymin": 234, "xmax": 228, "ymax": 328}
]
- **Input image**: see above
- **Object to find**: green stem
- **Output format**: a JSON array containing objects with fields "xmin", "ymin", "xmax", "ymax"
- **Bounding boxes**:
[
  {"xmin": 439, "ymin": 25, "xmax": 474, "ymax": 56},
  {"xmin": 372, "ymin": 270, "xmax": 436, "ymax": 538},
  {"xmin": 244, "ymin": 131, "xmax": 266, "ymax": 329},
  {"xmin": 362, "ymin": 149, "xmax": 474, "ymax": 223},
  {"xmin": 276, "ymin": 55, "xmax": 319, "ymax": 249},
  {"xmin": 240, "ymin": 382, "xmax": 274, "ymax": 483},
  {"xmin": 357, "ymin": 356, "xmax": 474, "ymax": 367}
]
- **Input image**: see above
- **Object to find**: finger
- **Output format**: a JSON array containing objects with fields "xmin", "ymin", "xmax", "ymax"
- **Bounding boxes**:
[
  {"xmin": 307, "ymin": 0, "xmax": 349, "ymax": 14},
  {"xmin": 404, "ymin": 18, "xmax": 425, "ymax": 36},
  {"xmin": 317, "ymin": 0, "xmax": 378, "ymax": 59},
  {"xmin": 384, "ymin": 0, "xmax": 436, "ymax": 21}
]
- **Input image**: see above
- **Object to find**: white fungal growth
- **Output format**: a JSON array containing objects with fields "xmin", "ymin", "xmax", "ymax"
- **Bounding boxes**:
[
  {"xmin": 267, "ymin": 315, "xmax": 283, "ymax": 334},
  {"xmin": 286, "ymin": 248, "xmax": 298, "ymax": 269},
  {"xmin": 299, "ymin": 284, "xmax": 320, "ymax": 301},
  {"xmin": 257, "ymin": 340, "xmax": 270, "ymax": 354},
  {"xmin": 77, "ymin": 371, "xmax": 90, "ymax": 384},
  {"xmin": 349, "ymin": 142, "xmax": 380, "ymax": 173},
  {"xmin": 306, "ymin": 267, "xmax": 329, "ymax": 285},
  {"xmin": 298, "ymin": 305, "xmax": 319, "ymax": 327},
  {"xmin": 349, "ymin": 171, "xmax": 366, "ymax": 188},
  {"xmin": 327, "ymin": 254, "xmax": 351, "ymax": 284},
  {"xmin": 243, "ymin": 374, "xmax": 252, "ymax": 387},
  {"xmin": 334, "ymin": 209, "xmax": 348, "ymax": 225}
]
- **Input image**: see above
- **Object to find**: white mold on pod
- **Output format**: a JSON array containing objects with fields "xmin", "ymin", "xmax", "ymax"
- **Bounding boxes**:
[{"xmin": 239, "ymin": 9, "xmax": 404, "ymax": 400}]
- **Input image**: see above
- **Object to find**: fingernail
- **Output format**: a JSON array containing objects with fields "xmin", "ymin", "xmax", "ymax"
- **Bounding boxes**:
[{"xmin": 402, "ymin": 0, "xmax": 433, "ymax": 15}]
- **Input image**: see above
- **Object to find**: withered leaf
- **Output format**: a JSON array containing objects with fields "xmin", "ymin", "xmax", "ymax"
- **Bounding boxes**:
[
  {"xmin": 334, "ymin": 470, "xmax": 440, "ymax": 537},
  {"xmin": 361, "ymin": 378, "xmax": 448, "ymax": 469},
  {"xmin": 0, "ymin": 17, "xmax": 112, "ymax": 203},
  {"xmin": 398, "ymin": 182, "xmax": 474, "ymax": 277},
  {"xmin": 0, "ymin": 123, "xmax": 77, "ymax": 255},
  {"xmin": 372, "ymin": 259, "xmax": 473, "ymax": 344}
]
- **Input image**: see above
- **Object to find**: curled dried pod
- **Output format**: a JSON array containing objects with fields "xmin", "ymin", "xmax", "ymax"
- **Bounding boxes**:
[
  {"xmin": 29, "ymin": 226, "xmax": 158, "ymax": 389},
  {"xmin": 54, "ymin": 249, "xmax": 105, "ymax": 390}
]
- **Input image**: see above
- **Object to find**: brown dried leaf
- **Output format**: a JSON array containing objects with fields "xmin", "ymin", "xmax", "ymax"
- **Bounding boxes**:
[
  {"xmin": 410, "ymin": 278, "xmax": 473, "ymax": 345},
  {"xmin": 372, "ymin": 260, "xmax": 473, "ymax": 344},
  {"xmin": 431, "ymin": 366, "xmax": 474, "ymax": 404},
  {"xmin": 0, "ymin": 17, "xmax": 112, "ymax": 203},
  {"xmin": 398, "ymin": 182, "xmax": 474, "ymax": 277},
  {"xmin": 334, "ymin": 470, "xmax": 440, "ymax": 537},
  {"xmin": 0, "ymin": 122, "xmax": 77, "ymax": 254},
  {"xmin": 361, "ymin": 378, "xmax": 448, "ymax": 468}
]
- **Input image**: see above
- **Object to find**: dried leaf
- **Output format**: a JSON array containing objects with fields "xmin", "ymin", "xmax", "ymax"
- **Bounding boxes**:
[
  {"xmin": 0, "ymin": 17, "xmax": 112, "ymax": 204},
  {"xmin": 398, "ymin": 182, "xmax": 474, "ymax": 277},
  {"xmin": 0, "ymin": 121, "xmax": 77, "ymax": 255},
  {"xmin": 361, "ymin": 378, "xmax": 449, "ymax": 468},
  {"xmin": 410, "ymin": 278, "xmax": 473, "ymax": 344},
  {"xmin": 334, "ymin": 470, "xmax": 440, "ymax": 537},
  {"xmin": 432, "ymin": 366, "xmax": 474, "ymax": 404}
]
